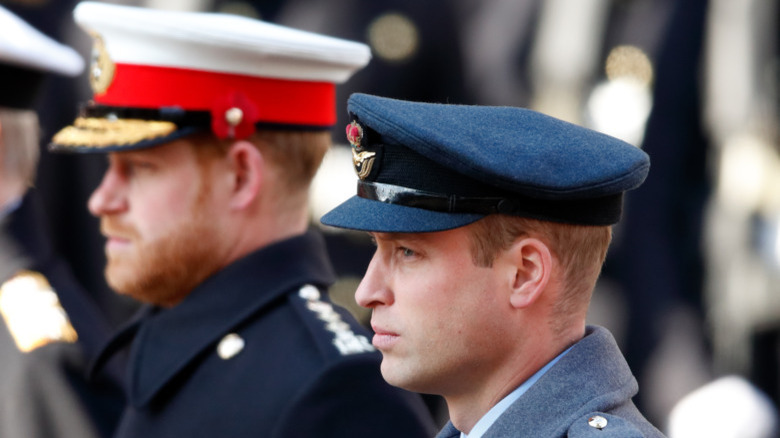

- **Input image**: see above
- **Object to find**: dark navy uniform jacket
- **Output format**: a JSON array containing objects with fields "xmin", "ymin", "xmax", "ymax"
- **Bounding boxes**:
[
  {"xmin": 92, "ymin": 230, "xmax": 436, "ymax": 437},
  {"xmin": 0, "ymin": 192, "xmax": 123, "ymax": 438},
  {"xmin": 435, "ymin": 326, "xmax": 665, "ymax": 438}
]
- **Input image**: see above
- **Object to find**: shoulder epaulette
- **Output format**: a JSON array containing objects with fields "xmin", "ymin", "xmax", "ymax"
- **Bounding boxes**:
[
  {"xmin": 296, "ymin": 284, "xmax": 375, "ymax": 356},
  {"xmin": 0, "ymin": 270, "xmax": 78, "ymax": 352}
]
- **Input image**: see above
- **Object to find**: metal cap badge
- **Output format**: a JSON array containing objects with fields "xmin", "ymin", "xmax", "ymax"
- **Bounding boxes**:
[{"xmin": 347, "ymin": 121, "xmax": 376, "ymax": 180}]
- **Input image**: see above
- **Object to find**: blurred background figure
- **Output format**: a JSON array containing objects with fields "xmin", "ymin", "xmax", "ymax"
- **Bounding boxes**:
[
  {"xmin": 667, "ymin": 375, "xmax": 778, "ymax": 438},
  {"xmin": 8, "ymin": 0, "xmax": 778, "ymax": 434},
  {"xmin": 0, "ymin": 5, "xmax": 123, "ymax": 437},
  {"xmin": 703, "ymin": 0, "xmax": 780, "ymax": 428}
]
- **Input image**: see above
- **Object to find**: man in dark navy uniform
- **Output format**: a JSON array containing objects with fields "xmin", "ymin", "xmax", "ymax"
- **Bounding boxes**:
[
  {"xmin": 321, "ymin": 94, "xmax": 666, "ymax": 437},
  {"xmin": 50, "ymin": 3, "xmax": 435, "ymax": 437},
  {"xmin": 0, "ymin": 6, "xmax": 123, "ymax": 437}
]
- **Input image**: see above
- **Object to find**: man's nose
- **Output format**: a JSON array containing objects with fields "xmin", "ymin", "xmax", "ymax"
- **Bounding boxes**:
[
  {"xmin": 87, "ymin": 167, "xmax": 127, "ymax": 217},
  {"xmin": 355, "ymin": 253, "xmax": 393, "ymax": 309}
]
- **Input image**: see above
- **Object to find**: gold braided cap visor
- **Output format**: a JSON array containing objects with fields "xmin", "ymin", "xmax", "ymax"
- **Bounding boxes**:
[{"xmin": 50, "ymin": 117, "xmax": 179, "ymax": 152}]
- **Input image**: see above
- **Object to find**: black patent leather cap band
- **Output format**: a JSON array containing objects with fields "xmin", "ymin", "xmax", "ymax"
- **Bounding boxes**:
[
  {"xmin": 357, "ymin": 180, "xmax": 624, "ymax": 225},
  {"xmin": 82, "ymin": 104, "xmax": 332, "ymax": 132}
]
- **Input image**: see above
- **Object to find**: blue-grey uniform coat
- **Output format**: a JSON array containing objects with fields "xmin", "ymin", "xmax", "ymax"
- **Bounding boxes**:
[
  {"xmin": 91, "ymin": 230, "xmax": 436, "ymax": 437},
  {"xmin": 436, "ymin": 326, "xmax": 665, "ymax": 438}
]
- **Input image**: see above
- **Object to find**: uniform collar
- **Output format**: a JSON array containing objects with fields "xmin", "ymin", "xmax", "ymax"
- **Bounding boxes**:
[
  {"xmin": 435, "ymin": 326, "xmax": 638, "ymax": 438},
  {"xmin": 92, "ymin": 230, "xmax": 336, "ymax": 407},
  {"xmin": 481, "ymin": 326, "xmax": 638, "ymax": 437},
  {"xmin": 464, "ymin": 346, "xmax": 573, "ymax": 438}
]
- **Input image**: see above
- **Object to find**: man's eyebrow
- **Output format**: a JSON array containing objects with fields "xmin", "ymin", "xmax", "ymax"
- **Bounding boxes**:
[{"xmin": 372, "ymin": 232, "xmax": 425, "ymax": 244}]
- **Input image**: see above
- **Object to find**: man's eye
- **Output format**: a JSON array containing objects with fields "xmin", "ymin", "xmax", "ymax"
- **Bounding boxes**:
[
  {"xmin": 123, "ymin": 161, "xmax": 156, "ymax": 177},
  {"xmin": 401, "ymin": 247, "xmax": 415, "ymax": 257}
]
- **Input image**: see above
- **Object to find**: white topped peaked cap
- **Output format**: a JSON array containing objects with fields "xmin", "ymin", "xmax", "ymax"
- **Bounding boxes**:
[
  {"xmin": 50, "ymin": 2, "xmax": 371, "ymax": 153},
  {"xmin": 73, "ymin": 1, "xmax": 371, "ymax": 84},
  {"xmin": 0, "ymin": 5, "xmax": 84, "ymax": 76}
]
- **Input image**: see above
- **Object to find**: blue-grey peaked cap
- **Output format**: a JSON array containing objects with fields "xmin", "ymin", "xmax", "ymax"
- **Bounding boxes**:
[{"xmin": 320, "ymin": 94, "xmax": 650, "ymax": 233}]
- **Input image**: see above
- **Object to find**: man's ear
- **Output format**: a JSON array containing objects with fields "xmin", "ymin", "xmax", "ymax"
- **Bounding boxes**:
[
  {"xmin": 226, "ymin": 140, "xmax": 264, "ymax": 210},
  {"xmin": 506, "ymin": 237, "xmax": 553, "ymax": 309}
]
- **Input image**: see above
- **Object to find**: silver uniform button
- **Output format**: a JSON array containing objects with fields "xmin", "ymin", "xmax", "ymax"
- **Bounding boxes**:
[
  {"xmin": 588, "ymin": 415, "xmax": 608, "ymax": 429},
  {"xmin": 217, "ymin": 333, "xmax": 245, "ymax": 360}
]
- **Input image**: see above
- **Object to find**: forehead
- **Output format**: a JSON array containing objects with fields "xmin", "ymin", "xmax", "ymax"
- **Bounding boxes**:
[{"xmin": 371, "ymin": 227, "xmax": 473, "ymax": 248}]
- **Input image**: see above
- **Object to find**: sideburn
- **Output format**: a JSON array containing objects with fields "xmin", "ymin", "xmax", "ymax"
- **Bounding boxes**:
[{"xmin": 107, "ymin": 147, "xmax": 224, "ymax": 307}]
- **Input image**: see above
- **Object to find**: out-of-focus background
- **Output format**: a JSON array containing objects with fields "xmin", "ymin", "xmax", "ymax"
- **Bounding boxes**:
[{"xmin": 3, "ymin": 0, "xmax": 778, "ymax": 435}]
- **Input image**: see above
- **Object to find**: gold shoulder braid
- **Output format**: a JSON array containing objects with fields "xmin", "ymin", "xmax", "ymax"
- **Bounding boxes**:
[{"xmin": 0, "ymin": 270, "xmax": 78, "ymax": 352}]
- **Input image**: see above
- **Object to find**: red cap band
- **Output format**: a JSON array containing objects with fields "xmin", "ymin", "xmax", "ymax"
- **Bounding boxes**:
[{"xmin": 94, "ymin": 63, "xmax": 336, "ymax": 127}]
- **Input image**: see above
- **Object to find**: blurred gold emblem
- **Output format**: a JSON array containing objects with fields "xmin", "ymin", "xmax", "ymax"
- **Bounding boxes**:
[
  {"xmin": 0, "ymin": 270, "xmax": 78, "ymax": 352},
  {"xmin": 89, "ymin": 31, "xmax": 115, "ymax": 95}
]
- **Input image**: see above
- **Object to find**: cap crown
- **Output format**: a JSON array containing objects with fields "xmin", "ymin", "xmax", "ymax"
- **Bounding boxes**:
[
  {"xmin": 50, "ymin": 2, "xmax": 370, "ymax": 152},
  {"xmin": 0, "ymin": 6, "xmax": 84, "ymax": 77},
  {"xmin": 320, "ymin": 94, "xmax": 650, "ymax": 231},
  {"xmin": 347, "ymin": 94, "xmax": 649, "ymax": 200},
  {"xmin": 74, "ymin": 2, "xmax": 370, "ymax": 84}
]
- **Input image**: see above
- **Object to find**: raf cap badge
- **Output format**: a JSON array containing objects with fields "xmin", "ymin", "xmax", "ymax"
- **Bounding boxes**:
[
  {"xmin": 347, "ymin": 121, "xmax": 376, "ymax": 180},
  {"xmin": 88, "ymin": 32, "xmax": 115, "ymax": 95}
]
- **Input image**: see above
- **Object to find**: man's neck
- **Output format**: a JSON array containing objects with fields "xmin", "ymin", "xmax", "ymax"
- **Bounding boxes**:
[
  {"xmin": 444, "ymin": 359, "xmax": 544, "ymax": 434},
  {"xmin": 223, "ymin": 206, "xmax": 309, "ymax": 269}
]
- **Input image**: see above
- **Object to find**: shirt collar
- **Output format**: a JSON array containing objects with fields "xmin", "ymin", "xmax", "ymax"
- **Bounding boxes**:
[{"xmin": 0, "ymin": 196, "xmax": 22, "ymax": 221}]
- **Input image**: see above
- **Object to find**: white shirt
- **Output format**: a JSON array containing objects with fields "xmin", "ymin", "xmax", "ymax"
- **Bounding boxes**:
[{"xmin": 461, "ymin": 346, "xmax": 573, "ymax": 438}]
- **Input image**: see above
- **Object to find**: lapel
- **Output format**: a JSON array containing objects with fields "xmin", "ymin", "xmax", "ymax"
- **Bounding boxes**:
[
  {"xmin": 483, "ymin": 326, "xmax": 638, "ymax": 437},
  {"xmin": 96, "ymin": 231, "xmax": 336, "ymax": 408}
]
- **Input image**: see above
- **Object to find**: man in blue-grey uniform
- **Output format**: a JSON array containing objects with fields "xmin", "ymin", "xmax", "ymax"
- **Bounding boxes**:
[
  {"xmin": 0, "ymin": 6, "xmax": 123, "ymax": 437},
  {"xmin": 49, "ymin": 3, "xmax": 435, "ymax": 437},
  {"xmin": 321, "ymin": 94, "xmax": 666, "ymax": 437}
]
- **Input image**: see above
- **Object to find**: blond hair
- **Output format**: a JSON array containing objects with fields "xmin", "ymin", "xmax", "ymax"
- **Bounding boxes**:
[{"xmin": 468, "ymin": 215, "xmax": 612, "ymax": 334}]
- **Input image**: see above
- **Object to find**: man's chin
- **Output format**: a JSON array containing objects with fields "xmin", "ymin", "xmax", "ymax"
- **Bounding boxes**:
[{"xmin": 105, "ymin": 266, "xmax": 138, "ymax": 297}]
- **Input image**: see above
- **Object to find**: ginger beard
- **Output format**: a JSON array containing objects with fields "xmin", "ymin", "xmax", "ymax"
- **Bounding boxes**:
[{"xmin": 101, "ymin": 178, "xmax": 224, "ymax": 308}]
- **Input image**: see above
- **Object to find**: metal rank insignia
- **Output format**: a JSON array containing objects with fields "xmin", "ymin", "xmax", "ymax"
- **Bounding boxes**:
[
  {"xmin": 346, "ymin": 121, "xmax": 376, "ymax": 180},
  {"xmin": 0, "ymin": 270, "xmax": 78, "ymax": 352},
  {"xmin": 298, "ymin": 285, "xmax": 374, "ymax": 356},
  {"xmin": 89, "ymin": 31, "xmax": 115, "ymax": 95}
]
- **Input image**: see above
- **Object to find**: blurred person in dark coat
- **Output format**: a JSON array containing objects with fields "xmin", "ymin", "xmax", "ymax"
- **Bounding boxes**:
[
  {"xmin": 0, "ymin": 5, "xmax": 123, "ymax": 437},
  {"xmin": 49, "ymin": 3, "xmax": 436, "ymax": 437}
]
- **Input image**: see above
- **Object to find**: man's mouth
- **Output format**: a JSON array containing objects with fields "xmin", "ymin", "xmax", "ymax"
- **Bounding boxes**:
[
  {"xmin": 105, "ymin": 235, "xmax": 132, "ymax": 252},
  {"xmin": 371, "ymin": 323, "xmax": 400, "ymax": 350}
]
